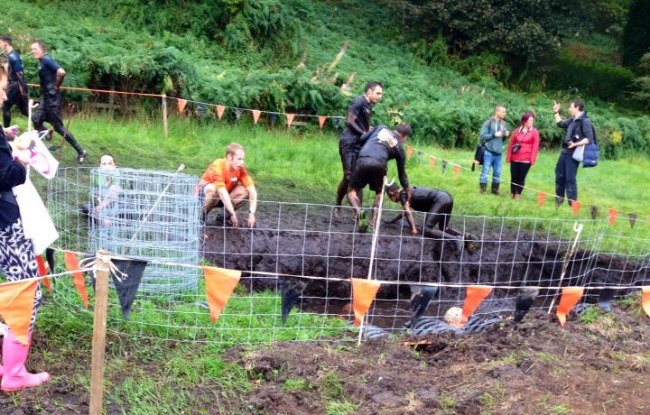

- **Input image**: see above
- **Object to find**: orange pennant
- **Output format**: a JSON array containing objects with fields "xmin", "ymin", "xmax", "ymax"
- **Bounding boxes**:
[
  {"xmin": 0, "ymin": 279, "xmax": 38, "ymax": 345},
  {"xmin": 537, "ymin": 191, "xmax": 546, "ymax": 207},
  {"xmin": 406, "ymin": 145, "xmax": 414, "ymax": 160},
  {"xmin": 35, "ymin": 255, "xmax": 51, "ymax": 293},
  {"xmin": 428, "ymin": 156, "xmax": 436, "ymax": 171},
  {"xmin": 608, "ymin": 209, "xmax": 619, "ymax": 226},
  {"xmin": 571, "ymin": 200, "xmax": 581, "ymax": 216},
  {"xmin": 203, "ymin": 266, "xmax": 241, "ymax": 322},
  {"xmin": 556, "ymin": 287, "xmax": 584, "ymax": 327},
  {"xmin": 453, "ymin": 164, "xmax": 460, "ymax": 178},
  {"xmin": 286, "ymin": 113, "xmax": 295, "ymax": 128},
  {"xmin": 461, "ymin": 286, "xmax": 493, "ymax": 324},
  {"xmin": 251, "ymin": 110, "xmax": 261, "ymax": 125},
  {"xmin": 318, "ymin": 115, "xmax": 327, "ymax": 130},
  {"xmin": 216, "ymin": 105, "xmax": 225, "ymax": 120},
  {"xmin": 642, "ymin": 287, "xmax": 650, "ymax": 318},
  {"xmin": 177, "ymin": 99, "xmax": 187, "ymax": 114},
  {"xmin": 64, "ymin": 251, "xmax": 89, "ymax": 309},
  {"xmin": 351, "ymin": 278, "xmax": 381, "ymax": 326}
]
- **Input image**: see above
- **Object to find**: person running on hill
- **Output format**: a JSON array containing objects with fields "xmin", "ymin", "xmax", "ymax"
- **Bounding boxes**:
[
  {"xmin": 194, "ymin": 142, "xmax": 258, "ymax": 228},
  {"xmin": 506, "ymin": 112, "xmax": 540, "ymax": 200},
  {"xmin": 30, "ymin": 40, "xmax": 87, "ymax": 163},
  {"xmin": 334, "ymin": 81, "xmax": 383, "ymax": 215},
  {"xmin": 478, "ymin": 104, "xmax": 509, "ymax": 195},
  {"xmin": 347, "ymin": 123, "xmax": 411, "ymax": 231},
  {"xmin": 0, "ymin": 35, "xmax": 29, "ymax": 128}
]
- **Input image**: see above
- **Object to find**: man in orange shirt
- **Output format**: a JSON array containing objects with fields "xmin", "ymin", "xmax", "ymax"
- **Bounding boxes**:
[{"xmin": 194, "ymin": 143, "xmax": 258, "ymax": 228}]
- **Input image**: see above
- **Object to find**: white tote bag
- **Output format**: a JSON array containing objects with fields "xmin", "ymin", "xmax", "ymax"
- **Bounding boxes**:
[
  {"xmin": 13, "ymin": 172, "xmax": 59, "ymax": 255},
  {"xmin": 572, "ymin": 145, "xmax": 585, "ymax": 163}
]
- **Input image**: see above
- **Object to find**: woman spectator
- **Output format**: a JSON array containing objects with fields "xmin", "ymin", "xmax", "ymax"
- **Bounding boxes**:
[
  {"xmin": 506, "ymin": 112, "xmax": 540, "ymax": 200},
  {"xmin": 0, "ymin": 66, "xmax": 51, "ymax": 391}
]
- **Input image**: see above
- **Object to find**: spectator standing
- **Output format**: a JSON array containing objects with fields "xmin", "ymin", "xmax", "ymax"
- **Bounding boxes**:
[
  {"xmin": 506, "ymin": 112, "xmax": 540, "ymax": 200},
  {"xmin": 478, "ymin": 104, "xmax": 510, "ymax": 195}
]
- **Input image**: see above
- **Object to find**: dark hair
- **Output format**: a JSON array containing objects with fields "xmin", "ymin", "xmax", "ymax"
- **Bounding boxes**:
[
  {"xmin": 571, "ymin": 99, "xmax": 585, "ymax": 111},
  {"xmin": 385, "ymin": 183, "xmax": 400, "ymax": 194},
  {"xmin": 395, "ymin": 123, "xmax": 412, "ymax": 137},
  {"xmin": 31, "ymin": 39, "xmax": 47, "ymax": 53},
  {"xmin": 364, "ymin": 81, "xmax": 383, "ymax": 93},
  {"xmin": 0, "ymin": 35, "xmax": 12, "ymax": 45},
  {"xmin": 519, "ymin": 112, "xmax": 534, "ymax": 127}
]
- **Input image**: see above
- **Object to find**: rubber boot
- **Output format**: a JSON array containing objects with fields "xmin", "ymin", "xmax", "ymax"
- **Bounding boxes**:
[
  {"xmin": 491, "ymin": 183, "xmax": 501, "ymax": 196},
  {"xmin": 479, "ymin": 183, "xmax": 487, "ymax": 194},
  {"xmin": 1, "ymin": 329, "xmax": 51, "ymax": 392}
]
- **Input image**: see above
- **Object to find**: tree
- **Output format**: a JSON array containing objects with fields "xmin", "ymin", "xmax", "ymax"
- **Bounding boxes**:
[{"xmin": 621, "ymin": 0, "xmax": 650, "ymax": 67}]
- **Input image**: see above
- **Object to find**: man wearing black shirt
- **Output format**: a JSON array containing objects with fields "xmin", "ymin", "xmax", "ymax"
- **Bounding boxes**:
[
  {"xmin": 347, "ymin": 123, "xmax": 411, "ymax": 231},
  {"xmin": 334, "ymin": 81, "xmax": 383, "ymax": 214},
  {"xmin": 0, "ymin": 35, "xmax": 29, "ymax": 128},
  {"xmin": 30, "ymin": 40, "xmax": 87, "ymax": 163}
]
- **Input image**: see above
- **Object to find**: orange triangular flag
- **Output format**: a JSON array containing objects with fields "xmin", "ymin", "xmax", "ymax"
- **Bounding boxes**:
[
  {"xmin": 0, "ymin": 279, "xmax": 38, "ymax": 345},
  {"xmin": 216, "ymin": 105, "xmax": 225, "ymax": 120},
  {"xmin": 608, "ymin": 209, "xmax": 619, "ymax": 226},
  {"xmin": 351, "ymin": 278, "xmax": 381, "ymax": 326},
  {"xmin": 556, "ymin": 287, "xmax": 584, "ymax": 327},
  {"xmin": 406, "ymin": 145, "xmax": 414, "ymax": 160},
  {"xmin": 251, "ymin": 110, "xmax": 261, "ymax": 125},
  {"xmin": 537, "ymin": 191, "xmax": 546, "ymax": 207},
  {"xmin": 461, "ymin": 285, "xmax": 493, "ymax": 324},
  {"xmin": 318, "ymin": 115, "xmax": 327, "ymax": 130},
  {"xmin": 286, "ymin": 113, "xmax": 295, "ymax": 128},
  {"xmin": 35, "ymin": 255, "xmax": 51, "ymax": 293},
  {"xmin": 64, "ymin": 251, "xmax": 89, "ymax": 309},
  {"xmin": 428, "ymin": 156, "xmax": 436, "ymax": 171},
  {"xmin": 177, "ymin": 99, "xmax": 187, "ymax": 114},
  {"xmin": 642, "ymin": 287, "xmax": 650, "ymax": 318},
  {"xmin": 203, "ymin": 266, "xmax": 241, "ymax": 322},
  {"xmin": 453, "ymin": 164, "xmax": 460, "ymax": 178},
  {"xmin": 571, "ymin": 200, "xmax": 581, "ymax": 216}
]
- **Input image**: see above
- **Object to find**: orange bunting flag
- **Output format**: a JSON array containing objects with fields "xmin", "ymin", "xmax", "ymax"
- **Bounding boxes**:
[
  {"xmin": 216, "ymin": 105, "xmax": 225, "ymax": 120},
  {"xmin": 453, "ymin": 164, "xmax": 460, "ymax": 178},
  {"xmin": 406, "ymin": 145, "xmax": 414, "ymax": 160},
  {"xmin": 461, "ymin": 286, "xmax": 493, "ymax": 324},
  {"xmin": 428, "ymin": 156, "xmax": 436, "ymax": 171},
  {"xmin": 177, "ymin": 99, "xmax": 187, "ymax": 114},
  {"xmin": 318, "ymin": 115, "xmax": 327, "ymax": 130},
  {"xmin": 35, "ymin": 255, "xmax": 51, "ymax": 293},
  {"xmin": 351, "ymin": 278, "xmax": 381, "ymax": 326},
  {"xmin": 203, "ymin": 266, "xmax": 241, "ymax": 322},
  {"xmin": 0, "ymin": 279, "xmax": 38, "ymax": 345},
  {"xmin": 286, "ymin": 113, "xmax": 296, "ymax": 128},
  {"xmin": 571, "ymin": 200, "xmax": 581, "ymax": 216},
  {"xmin": 251, "ymin": 110, "xmax": 261, "ymax": 125},
  {"xmin": 556, "ymin": 287, "xmax": 584, "ymax": 327},
  {"xmin": 642, "ymin": 287, "xmax": 650, "ymax": 318},
  {"xmin": 63, "ymin": 251, "xmax": 89, "ymax": 309},
  {"xmin": 608, "ymin": 209, "xmax": 619, "ymax": 227},
  {"xmin": 537, "ymin": 192, "xmax": 546, "ymax": 207}
]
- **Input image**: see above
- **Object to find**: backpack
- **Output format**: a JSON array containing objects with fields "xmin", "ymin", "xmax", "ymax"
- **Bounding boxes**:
[
  {"xmin": 579, "ymin": 118, "xmax": 599, "ymax": 168},
  {"xmin": 471, "ymin": 118, "xmax": 494, "ymax": 171}
]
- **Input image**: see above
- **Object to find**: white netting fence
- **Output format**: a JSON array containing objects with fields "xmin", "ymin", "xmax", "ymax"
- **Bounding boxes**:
[{"xmin": 44, "ymin": 167, "xmax": 650, "ymax": 344}]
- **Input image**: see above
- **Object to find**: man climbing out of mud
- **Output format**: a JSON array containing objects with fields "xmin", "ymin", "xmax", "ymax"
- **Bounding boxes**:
[
  {"xmin": 347, "ymin": 123, "xmax": 411, "ymax": 232},
  {"xmin": 194, "ymin": 142, "xmax": 258, "ymax": 228},
  {"xmin": 334, "ymin": 81, "xmax": 383, "ymax": 216}
]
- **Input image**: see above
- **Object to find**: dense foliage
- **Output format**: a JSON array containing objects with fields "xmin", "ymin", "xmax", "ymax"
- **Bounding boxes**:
[{"xmin": 621, "ymin": 0, "xmax": 650, "ymax": 67}]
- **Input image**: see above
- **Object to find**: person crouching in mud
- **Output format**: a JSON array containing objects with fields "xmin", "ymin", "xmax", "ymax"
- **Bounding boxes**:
[{"xmin": 347, "ymin": 123, "xmax": 411, "ymax": 232}]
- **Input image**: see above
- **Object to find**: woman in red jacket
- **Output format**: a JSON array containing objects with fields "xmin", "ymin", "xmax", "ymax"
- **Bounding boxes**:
[{"xmin": 506, "ymin": 112, "xmax": 540, "ymax": 200}]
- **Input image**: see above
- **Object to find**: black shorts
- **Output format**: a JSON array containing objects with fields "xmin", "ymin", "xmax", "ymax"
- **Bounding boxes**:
[
  {"xmin": 349, "ymin": 159, "xmax": 386, "ymax": 193},
  {"xmin": 339, "ymin": 137, "xmax": 362, "ymax": 177},
  {"xmin": 3, "ymin": 83, "xmax": 28, "ymax": 111}
]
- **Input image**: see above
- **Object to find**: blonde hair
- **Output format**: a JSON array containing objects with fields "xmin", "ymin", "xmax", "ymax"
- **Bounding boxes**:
[{"xmin": 225, "ymin": 142, "xmax": 245, "ymax": 156}]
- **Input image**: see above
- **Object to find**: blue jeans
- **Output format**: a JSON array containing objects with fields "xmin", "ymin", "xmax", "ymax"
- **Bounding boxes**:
[
  {"xmin": 555, "ymin": 152, "xmax": 580, "ymax": 203},
  {"xmin": 479, "ymin": 150, "xmax": 502, "ymax": 185}
]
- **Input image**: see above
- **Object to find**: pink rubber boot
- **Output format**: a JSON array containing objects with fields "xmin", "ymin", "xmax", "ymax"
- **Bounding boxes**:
[{"xmin": 1, "ymin": 329, "xmax": 50, "ymax": 392}]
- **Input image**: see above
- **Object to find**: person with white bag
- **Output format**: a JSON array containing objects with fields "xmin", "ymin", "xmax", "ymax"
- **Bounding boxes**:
[
  {"xmin": 552, "ymin": 99, "xmax": 595, "ymax": 207},
  {"xmin": 0, "ymin": 66, "xmax": 51, "ymax": 392}
]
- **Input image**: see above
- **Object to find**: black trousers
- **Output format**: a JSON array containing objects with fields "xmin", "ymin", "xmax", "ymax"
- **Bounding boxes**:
[
  {"xmin": 33, "ymin": 90, "xmax": 84, "ymax": 155},
  {"xmin": 510, "ymin": 161, "xmax": 531, "ymax": 195},
  {"xmin": 2, "ymin": 82, "xmax": 29, "ymax": 127}
]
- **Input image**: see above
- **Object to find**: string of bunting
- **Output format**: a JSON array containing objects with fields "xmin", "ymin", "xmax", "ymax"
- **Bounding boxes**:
[
  {"xmin": 1, "ymin": 249, "xmax": 649, "ymax": 343},
  {"xmin": 404, "ymin": 144, "xmax": 648, "ymax": 228}
]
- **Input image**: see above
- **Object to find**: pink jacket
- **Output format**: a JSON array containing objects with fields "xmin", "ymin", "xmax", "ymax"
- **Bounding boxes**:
[{"xmin": 507, "ymin": 127, "xmax": 540, "ymax": 165}]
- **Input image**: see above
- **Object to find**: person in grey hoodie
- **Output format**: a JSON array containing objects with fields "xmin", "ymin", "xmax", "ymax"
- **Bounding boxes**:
[{"xmin": 478, "ymin": 104, "xmax": 510, "ymax": 195}]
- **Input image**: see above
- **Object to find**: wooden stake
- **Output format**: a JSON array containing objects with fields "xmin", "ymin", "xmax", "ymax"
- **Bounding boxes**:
[
  {"xmin": 162, "ymin": 94, "xmax": 168, "ymax": 138},
  {"xmin": 89, "ymin": 250, "xmax": 111, "ymax": 415}
]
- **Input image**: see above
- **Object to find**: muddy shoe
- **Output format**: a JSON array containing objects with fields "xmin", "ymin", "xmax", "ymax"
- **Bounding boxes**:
[{"xmin": 77, "ymin": 150, "xmax": 88, "ymax": 164}]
